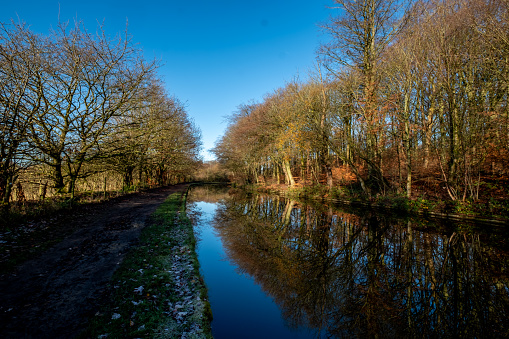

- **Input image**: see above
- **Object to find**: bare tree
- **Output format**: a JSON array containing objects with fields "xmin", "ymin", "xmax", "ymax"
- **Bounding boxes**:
[
  {"xmin": 26, "ymin": 21, "xmax": 156, "ymax": 196},
  {"xmin": 0, "ymin": 22, "xmax": 42, "ymax": 204},
  {"xmin": 143, "ymin": 91, "xmax": 202, "ymax": 186},
  {"xmin": 295, "ymin": 77, "xmax": 335, "ymax": 188},
  {"xmin": 320, "ymin": 0, "xmax": 410, "ymax": 193}
]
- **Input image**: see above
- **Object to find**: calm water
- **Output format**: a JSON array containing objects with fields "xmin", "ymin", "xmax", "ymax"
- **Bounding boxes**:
[{"xmin": 187, "ymin": 185, "xmax": 509, "ymax": 338}]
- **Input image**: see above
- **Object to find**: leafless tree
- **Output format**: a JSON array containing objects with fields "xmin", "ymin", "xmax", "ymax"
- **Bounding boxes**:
[
  {"xmin": 0, "ymin": 22, "xmax": 42, "ymax": 204},
  {"xmin": 26, "ymin": 21, "xmax": 156, "ymax": 196},
  {"xmin": 320, "ymin": 0, "xmax": 410, "ymax": 193}
]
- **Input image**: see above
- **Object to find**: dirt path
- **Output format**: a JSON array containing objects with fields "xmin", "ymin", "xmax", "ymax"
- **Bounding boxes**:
[{"xmin": 0, "ymin": 184, "xmax": 189, "ymax": 338}]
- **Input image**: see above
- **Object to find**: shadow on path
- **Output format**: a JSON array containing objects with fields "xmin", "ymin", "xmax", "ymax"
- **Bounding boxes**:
[{"xmin": 0, "ymin": 184, "xmax": 189, "ymax": 338}]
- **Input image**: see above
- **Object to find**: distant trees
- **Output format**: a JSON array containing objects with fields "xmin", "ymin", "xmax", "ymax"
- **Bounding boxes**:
[
  {"xmin": 0, "ymin": 20, "xmax": 201, "ymax": 204},
  {"xmin": 215, "ymin": 0, "xmax": 509, "ymax": 204},
  {"xmin": 104, "ymin": 81, "xmax": 201, "ymax": 188}
]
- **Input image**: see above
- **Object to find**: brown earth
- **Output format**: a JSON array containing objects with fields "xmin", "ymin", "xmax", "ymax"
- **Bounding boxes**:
[{"xmin": 0, "ymin": 184, "xmax": 189, "ymax": 338}]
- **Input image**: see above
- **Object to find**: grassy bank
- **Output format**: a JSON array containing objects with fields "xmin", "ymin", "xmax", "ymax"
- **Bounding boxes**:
[
  {"xmin": 81, "ymin": 191, "xmax": 212, "ymax": 338},
  {"xmin": 252, "ymin": 184, "xmax": 509, "ymax": 225}
]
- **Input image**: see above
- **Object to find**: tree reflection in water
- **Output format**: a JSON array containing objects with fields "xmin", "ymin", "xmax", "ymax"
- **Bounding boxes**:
[{"xmin": 189, "ymin": 186, "xmax": 509, "ymax": 338}]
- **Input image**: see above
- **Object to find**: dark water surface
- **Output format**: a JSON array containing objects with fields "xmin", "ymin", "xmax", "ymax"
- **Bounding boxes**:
[{"xmin": 187, "ymin": 185, "xmax": 509, "ymax": 338}]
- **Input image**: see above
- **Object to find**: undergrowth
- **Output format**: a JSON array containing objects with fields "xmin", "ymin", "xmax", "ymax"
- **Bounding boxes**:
[
  {"xmin": 0, "ymin": 189, "xmax": 138, "ymax": 228},
  {"xmin": 249, "ymin": 183, "xmax": 509, "ymax": 222}
]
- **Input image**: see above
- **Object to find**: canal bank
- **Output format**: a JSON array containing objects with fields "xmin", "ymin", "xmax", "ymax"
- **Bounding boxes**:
[
  {"xmin": 251, "ymin": 184, "xmax": 509, "ymax": 227},
  {"xmin": 81, "ymin": 187, "xmax": 213, "ymax": 338}
]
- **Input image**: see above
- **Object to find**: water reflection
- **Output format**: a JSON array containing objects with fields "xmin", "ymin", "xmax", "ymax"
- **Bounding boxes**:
[{"xmin": 189, "ymin": 186, "xmax": 509, "ymax": 338}]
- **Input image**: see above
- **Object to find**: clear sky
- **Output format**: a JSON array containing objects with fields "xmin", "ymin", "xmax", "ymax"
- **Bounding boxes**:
[{"xmin": 1, "ymin": 0, "xmax": 334, "ymax": 160}]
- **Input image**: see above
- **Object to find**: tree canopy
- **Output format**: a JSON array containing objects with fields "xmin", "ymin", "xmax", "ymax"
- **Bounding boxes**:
[
  {"xmin": 0, "ymin": 20, "xmax": 202, "ymax": 203},
  {"xmin": 214, "ymin": 0, "xmax": 509, "ymax": 208}
]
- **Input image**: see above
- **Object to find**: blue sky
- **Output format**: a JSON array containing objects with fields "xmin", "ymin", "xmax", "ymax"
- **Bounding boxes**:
[{"xmin": 1, "ymin": 0, "xmax": 334, "ymax": 160}]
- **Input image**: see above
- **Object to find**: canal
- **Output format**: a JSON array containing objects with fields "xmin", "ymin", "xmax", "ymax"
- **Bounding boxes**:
[{"xmin": 187, "ymin": 185, "xmax": 509, "ymax": 338}]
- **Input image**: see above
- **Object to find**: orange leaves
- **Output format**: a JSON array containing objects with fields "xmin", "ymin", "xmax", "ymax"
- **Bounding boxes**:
[{"xmin": 274, "ymin": 120, "xmax": 306, "ymax": 154}]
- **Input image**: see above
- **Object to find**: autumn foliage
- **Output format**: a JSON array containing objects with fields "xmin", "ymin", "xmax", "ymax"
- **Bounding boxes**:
[{"xmin": 213, "ymin": 0, "xmax": 509, "ymax": 213}]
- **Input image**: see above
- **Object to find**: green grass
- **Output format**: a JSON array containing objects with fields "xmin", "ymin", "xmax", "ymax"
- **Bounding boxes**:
[{"xmin": 80, "ymin": 192, "xmax": 212, "ymax": 338}]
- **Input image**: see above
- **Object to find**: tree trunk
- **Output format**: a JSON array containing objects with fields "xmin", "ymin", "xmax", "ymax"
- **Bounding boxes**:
[
  {"xmin": 325, "ymin": 163, "xmax": 333, "ymax": 189},
  {"xmin": 282, "ymin": 159, "xmax": 296, "ymax": 187},
  {"xmin": 123, "ymin": 166, "xmax": 134, "ymax": 189},
  {"xmin": 1, "ymin": 174, "xmax": 14, "ymax": 204},
  {"xmin": 423, "ymin": 100, "xmax": 435, "ymax": 169},
  {"xmin": 52, "ymin": 159, "xmax": 65, "ymax": 193},
  {"xmin": 403, "ymin": 86, "xmax": 412, "ymax": 199},
  {"xmin": 68, "ymin": 175, "xmax": 77, "ymax": 200}
]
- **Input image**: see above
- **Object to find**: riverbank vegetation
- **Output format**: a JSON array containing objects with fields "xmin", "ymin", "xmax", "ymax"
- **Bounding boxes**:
[
  {"xmin": 81, "ymin": 191, "xmax": 212, "ymax": 339},
  {"xmin": 213, "ymin": 0, "xmax": 509, "ymax": 220},
  {"xmin": 0, "ymin": 19, "xmax": 202, "ymax": 221}
]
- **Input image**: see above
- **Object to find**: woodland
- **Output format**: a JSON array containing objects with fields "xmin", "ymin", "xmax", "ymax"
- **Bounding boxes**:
[
  {"xmin": 213, "ymin": 0, "xmax": 509, "ymax": 218},
  {"xmin": 2, "ymin": 0, "xmax": 509, "ymax": 220},
  {"xmin": 0, "ymin": 20, "xmax": 201, "ymax": 210}
]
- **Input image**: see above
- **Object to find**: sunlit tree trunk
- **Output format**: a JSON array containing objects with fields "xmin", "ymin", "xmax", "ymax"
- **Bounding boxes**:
[{"xmin": 282, "ymin": 158, "xmax": 296, "ymax": 187}]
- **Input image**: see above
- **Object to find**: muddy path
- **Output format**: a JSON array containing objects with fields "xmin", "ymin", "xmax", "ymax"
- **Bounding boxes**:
[{"xmin": 0, "ymin": 184, "xmax": 189, "ymax": 338}]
